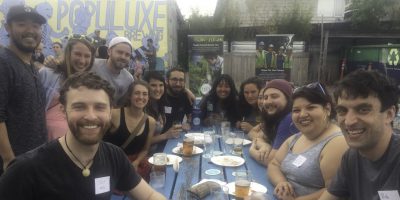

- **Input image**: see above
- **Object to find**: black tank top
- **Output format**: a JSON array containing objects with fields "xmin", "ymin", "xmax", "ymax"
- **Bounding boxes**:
[{"xmin": 103, "ymin": 108, "xmax": 149, "ymax": 155}]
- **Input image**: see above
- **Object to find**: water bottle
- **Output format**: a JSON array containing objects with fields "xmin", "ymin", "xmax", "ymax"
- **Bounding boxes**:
[{"xmin": 191, "ymin": 97, "xmax": 202, "ymax": 131}]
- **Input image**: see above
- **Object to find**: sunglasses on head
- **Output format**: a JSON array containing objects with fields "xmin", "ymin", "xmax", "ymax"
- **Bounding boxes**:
[
  {"xmin": 65, "ymin": 34, "xmax": 94, "ymax": 43},
  {"xmin": 294, "ymin": 82, "xmax": 326, "ymax": 95}
]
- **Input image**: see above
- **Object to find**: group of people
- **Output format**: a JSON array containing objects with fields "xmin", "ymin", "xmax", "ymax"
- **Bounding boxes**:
[{"xmin": 0, "ymin": 4, "xmax": 399, "ymax": 200}]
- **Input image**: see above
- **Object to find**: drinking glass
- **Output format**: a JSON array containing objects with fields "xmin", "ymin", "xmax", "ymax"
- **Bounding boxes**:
[
  {"xmin": 152, "ymin": 153, "xmax": 167, "ymax": 173},
  {"xmin": 210, "ymin": 185, "xmax": 229, "ymax": 200},
  {"xmin": 150, "ymin": 171, "xmax": 165, "ymax": 189},
  {"xmin": 182, "ymin": 136, "xmax": 194, "ymax": 156},
  {"xmin": 202, "ymin": 131, "xmax": 214, "ymax": 158},
  {"xmin": 232, "ymin": 130, "xmax": 244, "ymax": 156},
  {"xmin": 223, "ymin": 131, "xmax": 235, "ymax": 155},
  {"xmin": 235, "ymin": 170, "xmax": 252, "ymax": 199}
]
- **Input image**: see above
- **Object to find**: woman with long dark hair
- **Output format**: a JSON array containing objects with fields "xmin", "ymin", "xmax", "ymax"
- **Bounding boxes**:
[
  {"xmin": 237, "ymin": 77, "xmax": 265, "ymax": 133},
  {"xmin": 199, "ymin": 74, "xmax": 240, "ymax": 127}
]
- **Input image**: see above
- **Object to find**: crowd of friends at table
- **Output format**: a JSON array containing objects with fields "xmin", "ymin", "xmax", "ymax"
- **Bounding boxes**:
[{"xmin": 0, "ymin": 4, "xmax": 400, "ymax": 200}]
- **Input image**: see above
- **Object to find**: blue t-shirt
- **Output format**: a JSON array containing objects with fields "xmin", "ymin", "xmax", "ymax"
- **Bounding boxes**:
[{"xmin": 272, "ymin": 113, "xmax": 297, "ymax": 149}]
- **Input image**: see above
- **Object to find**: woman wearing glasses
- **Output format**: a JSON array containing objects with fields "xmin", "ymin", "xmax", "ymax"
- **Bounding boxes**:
[
  {"xmin": 39, "ymin": 35, "xmax": 95, "ymax": 140},
  {"xmin": 199, "ymin": 74, "xmax": 240, "ymax": 127},
  {"xmin": 268, "ymin": 83, "xmax": 348, "ymax": 200}
]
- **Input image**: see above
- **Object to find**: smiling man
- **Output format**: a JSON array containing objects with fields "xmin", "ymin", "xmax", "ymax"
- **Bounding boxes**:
[
  {"xmin": 0, "ymin": 5, "xmax": 47, "ymax": 175},
  {"xmin": 319, "ymin": 70, "xmax": 400, "ymax": 200},
  {"xmin": 0, "ymin": 72, "xmax": 165, "ymax": 200},
  {"xmin": 91, "ymin": 36, "xmax": 134, "ymax": 107}
]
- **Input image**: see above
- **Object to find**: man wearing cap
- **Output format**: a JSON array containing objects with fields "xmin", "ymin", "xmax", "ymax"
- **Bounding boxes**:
[
  {"xmin": 91, "ymin": 36, "xmax": 134, "ymax": 107},
  {"xmin": 0, "ymin": 5, "xmax": 47, "ymax": 174},
  {"xmin": 248, "ymin": 79, "xmax": 297, "ymax": 166}
]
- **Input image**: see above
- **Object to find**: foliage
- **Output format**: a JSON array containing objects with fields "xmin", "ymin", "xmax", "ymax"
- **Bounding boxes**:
[
  {"xmin": 349, "ymin": 0, "xmax": 400, "ymax": 31},
  {"xmin": 272, "ymin": 4, "xmax": 313, "ymax": 41}
]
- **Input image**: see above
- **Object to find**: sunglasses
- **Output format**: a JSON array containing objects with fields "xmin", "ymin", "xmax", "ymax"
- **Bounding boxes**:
[
  {"xmin": 65, "ymin": 34, "xmax": 94, "ymax": 43},
  {"xmin": 294, "ymin": 82, "xmax": 326, "ymax": 95}
]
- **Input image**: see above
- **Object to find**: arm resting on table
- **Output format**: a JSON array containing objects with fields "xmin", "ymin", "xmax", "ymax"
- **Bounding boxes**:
[{"xmin": 127, "ymin": 179, "xmax": 166, "ymax": 200}]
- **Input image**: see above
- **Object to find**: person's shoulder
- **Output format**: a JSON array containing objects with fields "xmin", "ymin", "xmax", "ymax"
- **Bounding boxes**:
[
  {"xmin": 121, "ymin": 68, "xmax": 133, "ymax": 80},
  {"xmin": 6, "ymin": 142, "xmax": 56, "ymax": 171}
]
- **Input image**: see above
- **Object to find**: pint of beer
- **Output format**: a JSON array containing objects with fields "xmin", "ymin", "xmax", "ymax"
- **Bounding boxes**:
[
  {"xmin": 182, "ymin": 136, "xmax": 194, "ymax": 156},
  {"xmin": 235, "ymin": 170, "xmax": 251, "ymax": 198}
]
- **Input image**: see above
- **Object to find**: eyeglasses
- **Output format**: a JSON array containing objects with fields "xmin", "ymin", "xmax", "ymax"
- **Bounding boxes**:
[
  {"xmin": 170, "ymin": 78, "xmax": 185, "ymax": 83},
  {"xmin": 65, "ymin": 34, "xmax": 94, "ymax": 43},
  {"xmin": 294, "ymin": 82, "xmax": 326, "ymax": 95}
]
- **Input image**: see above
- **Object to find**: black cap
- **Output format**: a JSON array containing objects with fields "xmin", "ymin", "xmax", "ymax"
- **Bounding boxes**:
[{"xmin": 6, "ymin": 5, "xmax": 46, "ymax": 25}]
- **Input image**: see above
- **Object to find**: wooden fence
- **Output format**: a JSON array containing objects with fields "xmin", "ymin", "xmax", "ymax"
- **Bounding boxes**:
[{"xmin": 223, "ymin": 52, "xmax": 310, "ymax": 88}]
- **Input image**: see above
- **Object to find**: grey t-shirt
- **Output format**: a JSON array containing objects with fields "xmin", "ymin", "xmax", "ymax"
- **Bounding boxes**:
[
  {"xmin": 328, "ymin": 134, "xmax": 400, "ymax": 200},
  {"xmin": 91, "ymin": 59, "xmax": 134, "ymax": 107}
]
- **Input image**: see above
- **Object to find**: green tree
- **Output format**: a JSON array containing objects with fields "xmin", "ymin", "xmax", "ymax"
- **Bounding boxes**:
[
  {"xmin": 273, "ymin": 4, "xmax": 313, "ymax": 41},
  {"xmin": 349, "ymin": 0, "xmax": 386, "ymax": 31}
]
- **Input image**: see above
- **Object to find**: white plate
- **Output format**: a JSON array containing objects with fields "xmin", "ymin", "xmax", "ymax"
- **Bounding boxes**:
[
  {"xmin": 185, "ymin": 133, "xmax": 212, "ymax": 144},
  {"xmin": 210, "ymin": 156, "xmax": 245, "ymax": 167},
  {"xmin": 148, "ymin": 154, "xmax": 182, "ymax": 165},
  {"xmin": 172, "ymin": 146, "xmax": 203, "ymax": 155},
  {"xmin": 224, "ymin": 138, "xmax": 252, "ymax": 146},
  {"xmin": 226, "ymin": 181, "xmax": 267, "ymax": 196}
]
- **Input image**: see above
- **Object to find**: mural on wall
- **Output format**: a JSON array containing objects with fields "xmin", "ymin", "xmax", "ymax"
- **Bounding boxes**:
[
  {"xmin": 255, "ymin": 34, "xmax": 294, "ymax": 82},
  {"xmin": 0, "ymin": 0, "xmax": 169, "ymax": 69}
]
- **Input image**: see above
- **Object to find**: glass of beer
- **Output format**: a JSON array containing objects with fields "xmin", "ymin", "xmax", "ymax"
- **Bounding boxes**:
[
  {"xmin": 232, "ymin": 130, "xmax": 244, "ymax": 156},
  {"xmin": 182, "ymin": 136, "xmax": 194, "ymax": 156},
  {"xmin": 153, "ymin": 153, "xmax": 167, "ymax": 173},
  {"xmin": 235, "ymin": 170, "xmax": 252, "ymax": 199}
]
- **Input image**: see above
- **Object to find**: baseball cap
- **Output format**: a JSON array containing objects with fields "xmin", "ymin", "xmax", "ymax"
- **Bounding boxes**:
[
  {"xmin": 108, "ymin": 37, "xmax": 132, "ymax": 50},
  {"xmin": 6, "ymin": 5, "xmax": 46, "ymax": 25}
]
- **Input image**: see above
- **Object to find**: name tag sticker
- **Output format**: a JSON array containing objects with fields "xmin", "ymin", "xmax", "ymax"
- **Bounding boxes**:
[
  {"xmin": 165, "ymin": 106, "xmax": 172, "ymax": 114},
  {"xmin": 292, "ymin": 155, "xmax": 307, "ymax": 167},
  {"xmin": 95, "ymin": 176, "xmax": 110, "ymax": 195},
  {"xmin": 378, "ymin": 191, "xmax": 400, "ymax": 200}
]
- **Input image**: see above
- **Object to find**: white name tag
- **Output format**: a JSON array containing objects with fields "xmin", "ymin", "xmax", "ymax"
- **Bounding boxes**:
[
  {"xmin": 378, "ymin": 190, "xmax": 400, "ymax": 200},
  {"xmin": 292, "ymin": 155, "xmax": 307, "ymax": 167},
  {"xmin": 95, "ymin": 176, "xmax": 110, "ymax": 195},
  {"xmin": 164, "ymin": 106, "xmax": 172, "ymax": 114}
]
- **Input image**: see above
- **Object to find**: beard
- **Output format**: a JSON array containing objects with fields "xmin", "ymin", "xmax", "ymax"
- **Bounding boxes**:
[
  {"xmin": 10, "ymin": 33, "xmax": 40, "ymax": 53},
  {"xmin": 110, "ymin": 57, "xmax": 128, "ymax": 70},
  {"xmin": 261, "ymin": 104, "xmax": 291, "ymax": 142},
  {"xmin": 66, "ymin": 115, "xmax": 110, "ymax": 146}
]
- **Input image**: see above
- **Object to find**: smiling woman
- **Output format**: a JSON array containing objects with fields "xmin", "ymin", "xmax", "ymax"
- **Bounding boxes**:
[
  {"xmin": 103, "ymin": 80, "xmax": 156, "ymax": 181},
  {"xmin": 267, "ymin": 82, "xmax": 348, "ymax": 200},
  {"xmin": 39, "ymin": 36, "xmax": 96, "ymax": 141}
]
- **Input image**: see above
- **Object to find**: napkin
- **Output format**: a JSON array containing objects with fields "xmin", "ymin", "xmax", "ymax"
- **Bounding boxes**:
[{"xmin": 187, "ymin": 181, "xmax": 221, "ymax": 199}]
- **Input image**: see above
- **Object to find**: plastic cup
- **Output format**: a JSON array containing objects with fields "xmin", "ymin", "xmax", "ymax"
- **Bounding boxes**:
[
  {"xmin": 235, "ymin": 170, "xmax": 251, "ymax": 198},
  {"xmin": 150, "ymin": 171, "xmax": 165, "ymax": 189},
  {"xmin": 182, "ymin": 136, "xmax": 194, "ymax": 156}
]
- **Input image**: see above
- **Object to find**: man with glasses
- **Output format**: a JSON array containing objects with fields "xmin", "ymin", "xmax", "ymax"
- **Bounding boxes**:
[
  {"xmin": 319, "ymin": 70, "xmax": 400, "ymax": 200},
  {"xmin": 0, "ymin": 5, "xmax": 47, "ymax": 175},
  {"xmin": 91, "ymin": 36, "xmax": 134, "ymax": 107},
  {"xmin": 157, "ymin": 67, "xmax": 193, "ymax": 151}
]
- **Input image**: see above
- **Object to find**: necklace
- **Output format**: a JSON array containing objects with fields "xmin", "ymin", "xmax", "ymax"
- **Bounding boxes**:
[{"xmin": 64, "ymin": 136, "xmax": 93, "ymax": 177}]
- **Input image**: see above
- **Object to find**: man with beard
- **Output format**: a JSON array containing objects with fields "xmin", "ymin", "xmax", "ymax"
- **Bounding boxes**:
[
  {"xmin": 320, "ymin": 70, "xmax": 400, "ymax": 200},
  {"xmin": 248, "ymin": 79, "xmax": 298, "ymax": 166},
  {"xmin": 155, "ymin": 67, "xmax": 193, "ymax": 152},
  {"xmin": 0, "ymin": 72, "xmax": 166, "ymax": 200},
  {"xmin": 91, "ymin": 36, "xmax": 134, "ymax": 107},
  {"xmin": 0, "ymin": 5, "xmax": 47, "ymax": 175}
]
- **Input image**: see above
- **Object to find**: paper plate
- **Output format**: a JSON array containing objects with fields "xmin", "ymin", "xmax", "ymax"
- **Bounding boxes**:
[
  {"xmin": 185, "ymin": 133, "xmax": 212, "ymax": 144},
  {"xmin": 224, "ymin": 138, "xmax": 252, "ymax": 146},
  {"xmin": 226, "ymin": 181, "xmax": 267, "ymax": 196},
  {"xmin": 210, "ymin": 156, "xmax": 245, "ymax": 167},
  {"xmin": 172, "ymin": 146, "xmax": 203, "ymax": 155},
  {"xmin": 148, "ymin": 154, "xmax": 182, "ymax": 165}
]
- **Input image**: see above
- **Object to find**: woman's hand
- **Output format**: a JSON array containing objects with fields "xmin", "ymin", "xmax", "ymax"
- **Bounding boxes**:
[
  {"xmin": 165, "ymin": 125, "xmax": 182, "ymax": 139},
  {"xmin": 274, "ymin": 181, "xmax": 295, "ymax": 199},
  {"xmin": 239, "ymin": 121, "xmax": 253, "ymax": 133}
]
